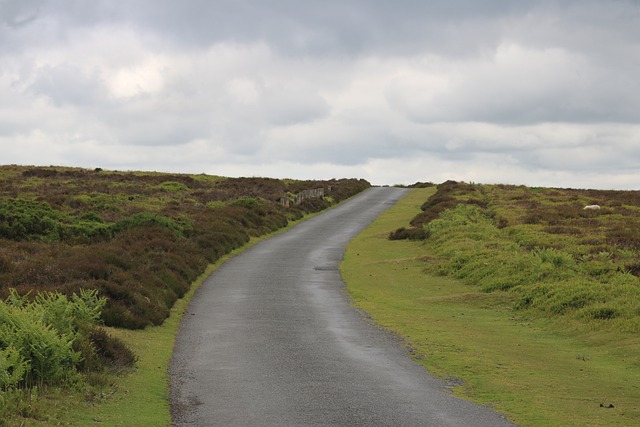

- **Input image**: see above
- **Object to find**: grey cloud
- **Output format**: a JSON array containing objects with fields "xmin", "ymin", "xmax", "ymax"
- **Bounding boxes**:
[
  {"xmin": 29, "ymin": 64, "xmax": 107, "ymax": 107},
  {"xmin": 262, "ymin": 121, "xmax": 422, "ymax": 167},
  {"xmin": 97, "ymin": 96, "xmax": 211, "ymax": 147},
  {"xmin": 386, "ymin": 47, "xmax": 640, "ymax": 126},
  {"xmin": 0, "ymin": 0, "xmax": 43, "ymax": 27},
  {"xmin": 3, "ymin": 0, "xmax": 528, "ymax": 56},
  {"xmin": 4, "ymin": 1, "xmax": 636, "ymax": 62},
  {"xmin": 263, "ymin": 88, "xmax": 329, "ymax": 126},
  {"xmin": 1, "ymin": 0, "xmax": 639, "ymax": 189}
]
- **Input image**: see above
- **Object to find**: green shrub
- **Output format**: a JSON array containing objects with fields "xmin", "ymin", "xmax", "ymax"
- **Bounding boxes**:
[
  {"xmin": 0, "ymin": 166, "xmax": 371, "ymax": 333},
  {"xmin": 206, "ymin": 200, "xmax": 226, "ymax": 209},
  {"xmin": 113, "ymin": 213, "xmax": 191, "ymax": 238},
  {"xmin": 514, "ymin": 284, "xmax": 553, "ymax": 309},
  {"xmin": 0, "ymin": 346, "xmax": 28, "ymax": 389},
  {"xmin": 36, "ymin": 289, "xmax": 105, "ymax": 337},
  {"xmin": 0, "ymin": 289, "xmax": 112, "ymax": 388},
  {"xmin": 0, "ymin": 199, "xmax": 65, "ymax": 241},
  {"xmin": 231, "ymin": 197, "xmax": 261, "ymax": 209},
  {"xmin": 542, "ymin": 280, "xmax": 604, "ymax": 314},
  {"xmin": 0, "ymin": 300, "xmax": 78, "ymax": 386},
  {"xmin": 64, "ymin": 219, "xmax": 114, "ymax": 243},
  {"xmin": 409, "ymin": 182, "xmax": 640, "ymax": 330},
  {"xmin": 153, "ymin": 181, "xmax": 189, "ymax": 192},
  {"xmin": 425, "ymin": 203, "xmax": 492, "ymax": 234},
  {"xmin": 533, "ymin": 247, "xmax": 576, "ymax": 269},
  {"xmin": 581, "ymin": 305, "xmax": 620, "ymax": 320}
]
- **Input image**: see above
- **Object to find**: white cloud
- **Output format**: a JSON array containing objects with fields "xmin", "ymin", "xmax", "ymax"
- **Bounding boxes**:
[
  {"xmin": 226, "ymin": 78, "xmax": 260, "ymax": 106},
  {"xmin": 1, "ymin": 1, "xmax": 639, "ymax": 190},
  {"xmin": 107, "ymin": 57, "xmax": 167, "ymax": 99}
]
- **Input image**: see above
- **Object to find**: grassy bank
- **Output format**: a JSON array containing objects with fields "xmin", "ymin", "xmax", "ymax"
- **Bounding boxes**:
[
  {"xmin": 55, "ymin": 217, "xmax": 307, "ymax": 426},
  {"xmin": 54, "ymin": 195, "xmax": 351, "ymax": 426},
  {"xmin": 56, "ymin": 261, "xmax": 221, "ymax": 426},
  {"xmin": 0, "ymin": 165, "xmax": 370, "ymax": 425},
  {"xmin": 341, "ymin": 188, "xmax": 640, "ymax": 426},
  {"xmin": 0, "ymin": 165, "xmax": 369, "ymax": 331}
]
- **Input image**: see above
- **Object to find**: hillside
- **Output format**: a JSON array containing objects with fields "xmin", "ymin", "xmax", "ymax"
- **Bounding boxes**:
[
  {"xmin": 0, "ymin": 165, "xmax": 370, "ymax": 329},
  {"xmin": 344, "ymin": 184, "xmax": 640, "ymax": 426},
  {"xmin": 0, "ymin": 165, "xmax": 371, "ymax": 423},
  {"xmin": 391, "ymin": 181, "xmax": 640, "ymax": 330}
]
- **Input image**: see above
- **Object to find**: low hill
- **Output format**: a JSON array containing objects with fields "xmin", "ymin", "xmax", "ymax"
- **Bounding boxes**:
[
  {"xmin": 0, "ymin": 165, "xmax": 370, "ymax": 329},
  {"xmin": 392, "ymin": 180, "xmax": 640, "ymax": 330}
]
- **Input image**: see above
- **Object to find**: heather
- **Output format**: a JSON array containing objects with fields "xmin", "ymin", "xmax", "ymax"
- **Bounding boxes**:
[
  {"xmin": 0, "ymin": 165, "xmax": 369, "ymax": 330},
  {"xmin": 345, "ymin": 188, "xmax": 640, "ymax": 426},
  {"xmin": 0, "ymin": 165, "xmax": 369, "ymax": 423},
  {"xmin": 392, "ymin": 181, "xmax": 640, "ymax": 331}
]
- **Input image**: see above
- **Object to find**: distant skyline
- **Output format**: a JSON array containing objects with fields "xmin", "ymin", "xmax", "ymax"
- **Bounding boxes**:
[{"xmin": 1, "ymin": 0, "xmax": 639, "ymax": 189}]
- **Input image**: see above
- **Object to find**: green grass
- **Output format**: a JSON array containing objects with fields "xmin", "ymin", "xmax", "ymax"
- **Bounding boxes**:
[
  {"xmin": 341, "ymin": 188, "xmax": 640, "ymax": 426},
  {"xmin": 50, "ymin": 208, "xmax": 330, "ymax": 426},
  {"xmin": 415, "ymin": 183, "xmax": 640, "ymax": 329},
  {"xmin": 5, "ymin": 182, "xmax": 639, "ymax": 426},
  {"xmin": 52, "ymin": 246, "xmax": 244, "ymax": 425},
  {"xmin": 0, "ymin": 165, "xmax": 370, "ymax": 425}
]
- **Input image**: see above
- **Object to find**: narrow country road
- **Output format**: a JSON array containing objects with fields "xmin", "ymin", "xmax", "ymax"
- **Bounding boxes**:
[{"xmin": 169, "ymin": 187, "xmax": 514, "ymax": 426}]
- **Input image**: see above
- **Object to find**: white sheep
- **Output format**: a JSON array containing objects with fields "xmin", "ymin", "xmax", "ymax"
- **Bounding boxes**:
[{"xmin": 583, "ymin": 205, "xmax": 601, "ymax": 210}]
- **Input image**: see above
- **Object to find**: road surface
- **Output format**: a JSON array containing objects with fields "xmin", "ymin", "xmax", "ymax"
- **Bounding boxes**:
[{"xmin": 170, "ymin": 187, "xmax": 514, "ymax": 426}]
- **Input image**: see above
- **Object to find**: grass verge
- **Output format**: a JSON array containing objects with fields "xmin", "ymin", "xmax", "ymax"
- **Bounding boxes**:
[
  {"xmin": 50, "ymin": 263, "xmax": 222, "ymax": 426},
  {"xmin": 52, "ymin": 206, "xmax": 331, "ymax": 426},
  {"xmin": 341, "ymin": 188, "xmax": 640, "ymax": 427}
]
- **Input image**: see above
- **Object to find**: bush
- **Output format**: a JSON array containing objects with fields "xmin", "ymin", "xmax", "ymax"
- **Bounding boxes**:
[
  {"xmin": 0, "ymin": 254, "xmax": 10, "ymax": 274},
  {"xmin": 0, "ymin": 199, "xmax": 65, "ymax": 241},
  {"xmin": 581, "ymin": 305, "xmax": 620, "ymax": 320},
  {"xmin": 231, "ymin": 197, "xmax": 261, "ymax": 209},
  {"xmin": 0, "ymin": 289, "xmax": 133, "ymax": 390},
  {"xmin": 404, "ymin": 181, "xmax": 640, "ymax": 330},
  {"xmin": 0, "ymin": 166, "xmax": 371, "ymax": 332},
  {"xmin": 88, "ymin": 328, "xmax": 136, "ymax": 370},
  {"xmin": 113, "ymin": 213, "xmax": 191, "ymax": 238},
  {"xmin": 0, "ymin": 346, "xmax": 28, "ymax": 389},
  {"xmin": 1, "ymin": 294, "xmax": 77, "ymax": 386},
  {"xmin": 36, "ymin": 289, "xmax": 105, "ymax": 337},
  {"xmin": 388, "ymin": 227, "xmax": 427, "ymax": 240},
  {"xmin": 297, "ymin": 197, "xmax": 332, "ymax": 212},
  {"xmin": 153, "ymin": 181, "xmax": 189, "ymax": 192}
]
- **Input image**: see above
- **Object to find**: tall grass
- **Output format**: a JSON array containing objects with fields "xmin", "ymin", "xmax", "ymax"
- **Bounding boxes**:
[
  {"xmin": 345, "ymin": 187, "xmax": 640, "ymax": 426},
  {"xmin": 0, "ymin": 165, "xmax": 370, "ymax": 330},
  {"xmin": 402, "ymin": 182, "xmax": 640, "ymax": 332},
  {"xmin": 0, "ymin": 165, "xmax": 371, "ymax": 424}
]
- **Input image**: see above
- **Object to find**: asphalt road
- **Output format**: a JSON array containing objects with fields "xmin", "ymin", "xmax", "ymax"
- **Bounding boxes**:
[{"xmin": 169, "ymin": 187, "xmax": 515, "ymax": 426}]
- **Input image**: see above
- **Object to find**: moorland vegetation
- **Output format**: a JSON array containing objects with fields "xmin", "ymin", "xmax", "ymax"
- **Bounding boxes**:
[
  {"xmin": 0, "ymin": 164, "xmax": 369, "ymax": 423},
  {"xmin": 345, "ymin": 186, "xmax": 640, "ymax": 426},
  {"xmin": 392, "ymin": 180, "xmax": 640, "ymax": 331}
]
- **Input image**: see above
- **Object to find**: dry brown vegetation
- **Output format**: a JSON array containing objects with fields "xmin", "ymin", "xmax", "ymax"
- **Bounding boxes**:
[
  {"xmin": 0, "ymin": 165, "xmax": 369, "ymax": 421},
  {"xmin": 0, "ymin": 165, "xmax": 370, "ymax": 329}
]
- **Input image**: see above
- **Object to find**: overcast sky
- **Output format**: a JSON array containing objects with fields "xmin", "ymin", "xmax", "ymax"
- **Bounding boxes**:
[{"xmin": 1, "ymin": 0, "xmax": 639, "ymax": 188}]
